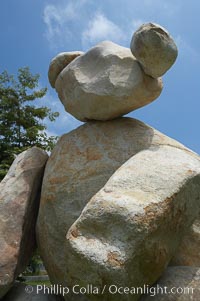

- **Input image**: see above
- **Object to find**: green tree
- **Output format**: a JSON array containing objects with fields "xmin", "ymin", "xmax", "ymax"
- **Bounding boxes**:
[{"xmin": 0, "ymin": 67, "xmax": 59, "ymax": 180}]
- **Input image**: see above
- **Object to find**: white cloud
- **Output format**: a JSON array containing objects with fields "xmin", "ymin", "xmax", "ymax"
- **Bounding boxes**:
[
  {"xmin": 43, "ymin": 5, "xmax": 65, "ymax": 46},
  {"xmin": 43, "ymin": 0, "xmax": 183, "ymax": 51},
  {"xmin": 82, "ymin": 12, "xmax": 125, "ymax": 49},
  {"xmin": 43, "ymin": 0, "xmax": 88, "ymax": 49}
]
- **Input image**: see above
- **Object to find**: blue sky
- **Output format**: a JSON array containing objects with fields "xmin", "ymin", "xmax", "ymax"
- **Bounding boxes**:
[{"xmin": 1, "ymin": 0, "xmax": 200, "ymax": 153}]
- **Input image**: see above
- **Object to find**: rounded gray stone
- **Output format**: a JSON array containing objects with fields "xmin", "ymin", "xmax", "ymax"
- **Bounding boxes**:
[
  {"xmin": 48, "ymin": 51, "xmax": 84, "ymax": 88},
  {"xmin": 130, "ymin": 23, "xmax": 178, "ymax": 78}
]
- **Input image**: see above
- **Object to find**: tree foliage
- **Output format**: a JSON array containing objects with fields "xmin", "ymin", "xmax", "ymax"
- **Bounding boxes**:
[{"xmin": 0, "ymin": 67, "xmax": 59, "ymax": 180}]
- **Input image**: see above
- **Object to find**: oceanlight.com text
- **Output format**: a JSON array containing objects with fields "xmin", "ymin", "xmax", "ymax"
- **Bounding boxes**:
[{"xmin": 24, "ymin": 283, "xmax": 194, "ymax": 297}]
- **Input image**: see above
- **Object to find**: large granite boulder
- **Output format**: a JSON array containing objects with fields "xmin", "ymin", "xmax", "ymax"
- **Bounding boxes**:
[
  {"xmin": 141, "ymin": 266, "xmax": 200, "ymax": 300},
  {"xmin": 66, "ymin": 141, "xmax": 200, "ymax": 301},
  {"xmin": 130, "ymin": 23, "xmax": 178, "ymax": 78},
  {"xmin": 0, "ymin": 147, "xmax": 48, "ymax": 298},
  {"xmin": 54, "ymin": 41, "xmax": 163, "ymax": 121},
  {"xmin": 170, "ymin": 218, "xmax": 200, "ymax": 266},
  {"xmin": 36, "ymin": 118, "xmax": 200, "ymax": 301}
]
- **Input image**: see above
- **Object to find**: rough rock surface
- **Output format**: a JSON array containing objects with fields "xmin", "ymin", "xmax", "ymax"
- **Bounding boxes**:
[
  {"xmin": 36, "ymin": 118, "xmax": 200, "ymax": 301},
  {"xmin": 141, "ymin": 266, "xmax": 200, "ymax": 300},
  {"xmin": 0, "ymin": 147, "xmax": 48, "ymax": 299},
  {"xmin": 170, "ymin": 219, "xmax": 200, "ymax": 266},
  {"xmin": 2, "ymin": 282, "xmax": 63, "ymax": 301},
  {"xmin": 130, "ymin": 23, "xmax": 178, "ymax": 78},
  {"xmin": 55, "ymin": 41, "xmax": 163, "ymax": 121},
  {"xmin": 48, "ymin": 51, "xmax": 84, "ymax": 88},
  {"xmin": 66, "ymin": 141, "xmax": 200, "ymax": 301}
]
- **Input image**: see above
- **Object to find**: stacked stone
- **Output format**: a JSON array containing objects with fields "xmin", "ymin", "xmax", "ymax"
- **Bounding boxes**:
[
  {"xmin": 37, "ymin": 23, "xmax": 200, "ymax": 301},
  {"xmin": 1, "ymin": 23, "xmax": 200, "ymax": 301}
]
